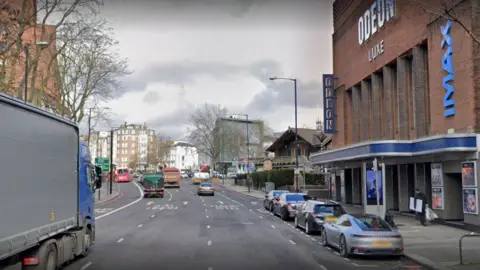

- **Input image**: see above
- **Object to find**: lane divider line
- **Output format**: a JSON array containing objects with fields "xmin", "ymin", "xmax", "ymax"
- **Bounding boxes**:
[
  {"xmin": 117, "ymin": 238, "xmax": 124, "ymax": 243},
  {"xmin": 80, "ymin": 262, "xmax": 92, "ymax": 270},
  {"xmin": 97, "ymin": 181, "xmax": 144, "ymax": 220}
]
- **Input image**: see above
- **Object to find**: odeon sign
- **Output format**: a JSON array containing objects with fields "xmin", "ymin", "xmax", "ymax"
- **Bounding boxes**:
[{"xmin": 357, "ymin": 0, "xmax": 396, "ymax": 46}]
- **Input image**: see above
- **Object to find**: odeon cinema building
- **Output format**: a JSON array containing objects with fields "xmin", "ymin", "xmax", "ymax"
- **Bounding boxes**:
[{"xmin": 312, "ymin": 0, "xmax": 480, "ymax": 226}]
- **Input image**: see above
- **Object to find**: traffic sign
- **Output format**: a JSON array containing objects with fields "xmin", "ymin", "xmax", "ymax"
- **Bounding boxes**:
[{"xmin": 95, "ymin": 157, "xmax": 110, "ymax": 172}]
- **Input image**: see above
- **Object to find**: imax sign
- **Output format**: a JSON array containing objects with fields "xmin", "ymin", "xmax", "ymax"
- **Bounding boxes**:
[
  {"xmin": 358, "ymin": 0, "xmax": 396, "ymax": 46},
  {"xmin": 441, "ymin": 20, "xmax": 455, "ymax": 117}
]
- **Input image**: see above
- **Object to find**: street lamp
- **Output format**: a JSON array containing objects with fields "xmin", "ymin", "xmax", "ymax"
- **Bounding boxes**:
[
  {"xmin": 228, "ymin": 114, "xmax": 251, "ymax": 192},
  {"xmin": 269, "ymin": 76, "xmax": 300, "ymax": 192},
  {"xmin": 24, "ymin": 41, "xmax": 49, "ymax": 102}
]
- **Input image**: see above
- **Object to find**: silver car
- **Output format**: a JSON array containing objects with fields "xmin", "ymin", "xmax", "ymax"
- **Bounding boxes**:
[
  {"xmin": 320, "ymin": 213, "xmax": 404, "ymax": 258},
  {"xmin": 197, "ymin": 182, "xmax": 215, "ymax": 196}
]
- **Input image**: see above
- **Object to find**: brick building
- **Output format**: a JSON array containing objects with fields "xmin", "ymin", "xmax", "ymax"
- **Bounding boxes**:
[
  {"xmin": 312, "ymin": 0, "xmax": 480, "ymax": 226},
  {"xmin": 0, "ymin": 0, "xmax": 61, "ymax": 109}
]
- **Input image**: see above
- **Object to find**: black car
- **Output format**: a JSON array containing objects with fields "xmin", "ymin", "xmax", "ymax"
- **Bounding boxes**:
[
  {"xmin": 294, "ymin": 200, "xmax": 346, "ymax": 234},
  {"xmin": 263, "ymin": 190, "xmax": 289, "ymax": 212},
  {"xmin": 273, "ymin": 193, "xmax": 311, "ymax": 221}
]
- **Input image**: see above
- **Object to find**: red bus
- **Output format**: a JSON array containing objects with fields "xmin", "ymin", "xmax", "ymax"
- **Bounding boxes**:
[
  {"xmin": 164, "ymin": 167, "xmax": 181, "ymax": 188},
  {"xmin": 200, "ymin": 165, "xmax": 210, "ymax": 172},
  {"xmin": 115, "ymin": 168, "xmax": 132, "ymax": 182}
]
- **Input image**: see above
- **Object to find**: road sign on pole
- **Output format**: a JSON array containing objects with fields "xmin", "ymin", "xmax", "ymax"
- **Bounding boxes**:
[{"xmin": 95, "ymin": 157, "xmax": 110, "ymax": 173}]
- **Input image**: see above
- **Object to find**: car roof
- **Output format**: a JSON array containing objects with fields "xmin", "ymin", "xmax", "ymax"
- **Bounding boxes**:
[
  {"xmin": 306, "ymin": 200, "xmax": 342, "ymax": 205},
  {"xmin": 285, "ymin": 192, "xmax": 307, "ymax": 196},
  {"xmin": 272, "ymin": 190, "xmax": 288, "ymax": 192}
]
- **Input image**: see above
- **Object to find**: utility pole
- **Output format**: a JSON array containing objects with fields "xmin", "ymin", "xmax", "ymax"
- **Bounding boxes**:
[
  {"xmin": 87, "ymin": 108, "xmax": 93, "ymax": 146},
  {"xmin": 109, "ymin": 128, "xmax": 114, "ymax": 195},
  {"xmin": 246, "ymin": 114, "xmax": 250, "ymax": 193}
]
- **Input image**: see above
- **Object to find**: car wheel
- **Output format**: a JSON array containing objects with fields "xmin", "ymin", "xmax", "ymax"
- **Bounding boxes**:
[
  {"xmin": 269, "ymin": 203, "xmax": 274, "ymax": 212},
  {"xmin": 305, "ymin": 221, "xmax": 311, "ymax": 235},
  {"xmin": 294, "ymin": 216, "xmax": 299, "ymax": 228},
  {"xmin": 320, "ymin": 228, "xmax": 328, "ymax": 246},
  {"xmin": 339, "ymin": 234, "xmax": 349, "ymax": 258}
]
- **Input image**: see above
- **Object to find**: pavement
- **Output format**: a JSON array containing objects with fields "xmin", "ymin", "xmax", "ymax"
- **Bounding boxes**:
[
  {"xmin": 94, "ymin": 181, "xmax": 121, "ymax": 206},
  {"xmin": 57, "ymin": 178, "xmax": 426, "ymax": 270}
]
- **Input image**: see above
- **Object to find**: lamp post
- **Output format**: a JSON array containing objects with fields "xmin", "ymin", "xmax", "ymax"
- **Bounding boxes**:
[
  {"xmin": 228, "ymin": 114, "xmax": 250, "ymax": 192},
  {"xmin": 269, "ymin": 76, "xmax": 299, "ymax": 192},
  {"xmin": 24, "ymin": 41, "xmax": 49, "ymax": 102}
]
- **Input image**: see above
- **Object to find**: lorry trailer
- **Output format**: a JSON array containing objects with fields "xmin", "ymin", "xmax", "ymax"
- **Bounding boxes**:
[{"xmin": 0, "ymin": 93, "xmax": 101, "ymax": 269}]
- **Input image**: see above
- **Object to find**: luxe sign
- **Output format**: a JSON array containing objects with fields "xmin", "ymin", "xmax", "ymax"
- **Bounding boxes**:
[
  {"xmin": 358, "ymin": 0, "xmax": 396, "ymax": 46},
  {"xmin": 323, "ymin": 74, "xmax": 336, "ymax": 134},
  {"xmin": 441, "ymin": 20, "xmax": 455, "ymax": 117}
]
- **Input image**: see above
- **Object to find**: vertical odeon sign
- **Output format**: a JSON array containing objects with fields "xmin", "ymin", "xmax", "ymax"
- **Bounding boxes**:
[
  {"xmin": 441, "ymin": 20, "xmax": 455, "ymax": 117},
  {"xmin": 323, "ymin": 74, "xmax": 336, "ymax": 134}
]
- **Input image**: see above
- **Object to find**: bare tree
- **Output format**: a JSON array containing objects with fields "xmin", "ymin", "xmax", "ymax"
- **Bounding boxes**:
[
  {"xmin": 187, "ymin": 103, "xmax": 236, "ymax": 166},
  {"xmin": 0, "ymin": 0, "xmax": 102, "ymax": 102},
  {"xmin": 155, "ymin": 137, "xmax": 174, "ymax": 166},
  {"xmin": 147, "ymin": 142, "xmax": 160, "ymax": 169},
  {"xmin": 407, "ymin": 0, "xmax": 480, "ymax": 45},
  {"xmin": 56, "ymin": 18, "xmax": 130, "ymax": 122},
  {"xmin": 127, "ymin": 154, "xmax": 139, "ymax": 169}
]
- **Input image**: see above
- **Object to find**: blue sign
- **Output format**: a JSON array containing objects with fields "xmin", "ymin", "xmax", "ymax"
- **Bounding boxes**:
[
  {"xmin": 441, "ymin": 20, "xmax": 455, "ymax": 117},
  {"xmin": 323, "ymin": 74, "xmax": 336, "ymax": 133}
]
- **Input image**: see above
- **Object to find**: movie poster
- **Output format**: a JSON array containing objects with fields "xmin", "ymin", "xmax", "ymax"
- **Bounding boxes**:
[
  {"xmin": 366, "ymin": 170, "xmax": 383, "ymax": 205},
  {"xmin": 462, "ymin": 161, "xmax": 477, "ymax": 187},
  {"xmin": 463, "ymin": 188, "xmax": 478, "ymax": 215},
  {"xmin": 432, "ymin": 187, "xmax": 444, "ymax": 210},
  {"xmin": 431, "ymin": 163, "xmax": 444, "ymax": 187}
]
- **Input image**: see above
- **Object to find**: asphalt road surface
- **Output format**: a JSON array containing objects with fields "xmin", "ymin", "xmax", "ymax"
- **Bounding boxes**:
[{"xmin": 60, "ymin": 179, "xmax": 425, "ymax": 270}]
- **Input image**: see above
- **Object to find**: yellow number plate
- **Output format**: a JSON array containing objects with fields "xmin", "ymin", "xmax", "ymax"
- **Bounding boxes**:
[
  {"xmin": 325, "ymin": 217, "xmax": 337, "ymax": 222},
  {"xmin": 372, "ymin": 241, "xmax": 392, "ymax": 247},
  {"xmin": 151, "ymin": 192, "xmax": 156, "ymax": 195}
]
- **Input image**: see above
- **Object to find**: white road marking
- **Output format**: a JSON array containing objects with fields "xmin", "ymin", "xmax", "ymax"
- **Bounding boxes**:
[
  {"xmin": 343, "ymin": 258, "xmax": 350, "ymax": 261},
  {"xmin": 250, "ymin": 201, "xmax": 258, "ymax": 205},
  {"xmin": 94, "ymin": 208, "xmax": 113, "ymax": 214},
  {"xmin": 206, "ymin": 215, "xmax": 209, "ymax": 218},
  {"xmin": 249, "ymin": 209, "xmax": 253, "ymax": 211},
  {"xmin": 207, "ymin": 225, "xmax": 210, "ymax": 229},
  {"xmin": 147, "ymin": 201, "xmax": 154, "ymax": 206},
  {"xmin": 138, "ymin": 224, "xmax": 143, "ymax": 228},
  {"xmin": 80, "ymin": 262, "xmax": 92, "ymax": 270},
  {"xmin": 151, "ymin": 214, "xmax": 155, "ymax": 218},
  {"xmin": 204, "ymin": 203, "xmax": 206, "ymax": 206},
  {"xmin": 207, "ymin": 240, "xmax": 212, "ymax": 246},
  {"xmin": 117, "ymin": 238, "xmax": 124, "ymax": 243},
  {"xmin": 183, "ymin": 201, "xmax": 189, "ymax": 205},
  {"xmin": 311, "ymin": 237, "xmax": 316, "ymax": 241},
  {"xmin": 218, "ymin": 201, "xmax": 224, "ymax": 204},
  {"xmin": 318, "ymin": 265, "xmax": 328, "ymax": 270},
  {"xmin": 208, "ymin": 268, "xmax": 213, "ymax": 270},
  {"xmin": 205, "ymin": 209, "xmax": 207, "ymax": 212},
  {"xmin": 351, "ymin": 263, "xmax": 378, "ymax": 267},
  {"xmin": 289, "ymin": 240, "xmax": 296, "ymax": 245},
  {"xmin": 241, "ymin": 222, "xmax": 254, "ymax": 225},
  {"xmin": 271, "ymin": 225, "xmax": 276, "ymax": 229},
  {"xmin": 146, "ymin": 207, "xmax": 151, "ymax": 210},
  {"xmin": 176, "ymin": 190, "xmax": 179, "ymax": 192},
  {"xmin": 333, "ymin": 252, "xmax": 340, "ymax": 256},
  {"xmin": 97, "ymin": 181, "xmax": 144, "ymax": 220},
  {"xmin": 259, "ymin": 216, "xmax": 263, "ymax": 219},
  {"xmin": 326, "ymin": 247, "xmax": 331, "ymax": 250}
]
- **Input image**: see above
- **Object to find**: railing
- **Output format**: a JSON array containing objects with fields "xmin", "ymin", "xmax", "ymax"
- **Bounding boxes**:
[{"xmin": 459, "ymin": 233, "xmax": 480, "ymax": 265}]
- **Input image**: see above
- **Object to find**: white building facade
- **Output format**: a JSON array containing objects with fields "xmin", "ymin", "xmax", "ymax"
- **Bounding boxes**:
[{"xmin": 167, "ymin": 141, "xmax": 199, "ymax": 170}]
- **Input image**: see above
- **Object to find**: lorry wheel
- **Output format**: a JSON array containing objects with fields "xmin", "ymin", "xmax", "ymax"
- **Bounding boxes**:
[
  {"xmin": 80, "ymin": 228, "xmax": 93, "ymax": 257},
  {"xmin": 22, "ymin": 241, "xmax": 57, "ymax": 270}
]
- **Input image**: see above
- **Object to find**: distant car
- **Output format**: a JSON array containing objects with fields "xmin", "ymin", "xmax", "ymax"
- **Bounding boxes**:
[
  {"xmin": 294, "ymin": 200, "xmax": 346, "ymax": 234},
  {"xmin": 181, "ymin": 173, "xmax": 189, "ymax": 179},
  {"xmin": 320, "ymin": 213, "xmax": 404, "ymax": 258},
  {"xmin": 263, "ymin": 190, "xmax": 289, "ymax": 212},
  {"xmin": 197, "ymin": 182, "xmax": 215, "ymax": 196},
  {"xmin": 273, "ymin": 193, "xmax": 311, "ymax": 220}
]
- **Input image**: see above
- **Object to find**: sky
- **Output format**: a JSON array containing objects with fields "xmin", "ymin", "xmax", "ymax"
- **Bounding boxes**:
[{"xmin": 97, "ymin": 0, "xmax": 333, "ymax": 140}]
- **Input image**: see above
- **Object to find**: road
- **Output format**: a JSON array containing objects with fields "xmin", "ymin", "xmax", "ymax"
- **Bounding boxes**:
[{"xmin": 62, "ymin": 179, "xmax": 425, "ymax": 270}]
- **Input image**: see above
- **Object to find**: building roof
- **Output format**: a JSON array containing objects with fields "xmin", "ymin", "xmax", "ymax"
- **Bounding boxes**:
[
  {"xmin": 173, "ymin": 141, "xmax": 195, "ymax": 148},
  {"xmin": 266, "ymin": 127, "xmax": 330, "ymax": 152}
]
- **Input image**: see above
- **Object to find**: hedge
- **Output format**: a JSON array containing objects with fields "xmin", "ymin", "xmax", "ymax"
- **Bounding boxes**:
[{"xmin": 250, "ymin": 169, "xmax": 324, "ymax": 189}]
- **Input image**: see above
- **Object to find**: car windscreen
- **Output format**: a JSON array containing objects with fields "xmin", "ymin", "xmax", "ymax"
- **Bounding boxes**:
[
  {"xmin": 313, "ymin": 204, "xmax": 346, "ymax": 216},
  {"xmin": 200, "ymin": 183, "xmax": 212, "ymax": 187},
  {"xmin": 352, "ymin": 216, "xmax": 392, "ymax": 231},
  {"xmin": 118, "ymin": 169, "xmax": 128, "ymax": 174},
  {"xmin": 286, "ymin": 194, "xmax": 307, "ymax": 202}
]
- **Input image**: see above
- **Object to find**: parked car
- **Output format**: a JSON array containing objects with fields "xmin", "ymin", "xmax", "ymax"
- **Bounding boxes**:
[
  {"xmin": 320, "ymin": 213, "xmax": 404, "ymax": 258},
  {"xmin": 294, "ymin": 200, "xmax": 346, "ymax": 234},
  {"xmin": 181, "ymin": 172, "xmax": 189, "ymax": 179},
  {"xmin": 273, "ymin": 193, "xmax": 311, "ymax": 220},
  {"xmin": 263, "ymin": 190, "xmax": 289, "ymax": 212}
]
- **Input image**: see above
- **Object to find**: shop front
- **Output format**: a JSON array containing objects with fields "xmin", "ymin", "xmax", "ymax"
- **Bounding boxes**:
[{"xmin": 311, "ymin": 134, "xmax": 480, "ymax": 226}]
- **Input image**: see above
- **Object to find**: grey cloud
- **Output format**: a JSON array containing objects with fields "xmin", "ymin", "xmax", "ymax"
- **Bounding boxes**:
[
  {"xmin": 148, "ymin": 105, "xmax": 194, "ymax": 140},
  {"xmin": 122, "ymin": 62, "xmax": 242, "ymax": 91},
  {"xmin": 245, "ymin": 79, "xmax": 321, "ymax": 114},
  {"xmin": 142, "ymin": 91, "xmax": 161, "ymax": 104}
]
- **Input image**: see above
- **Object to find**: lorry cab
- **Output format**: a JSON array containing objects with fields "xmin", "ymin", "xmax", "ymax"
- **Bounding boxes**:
[{"xmin": 79, "ymin": 141, "xmax": 98, "ymax": 228}]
